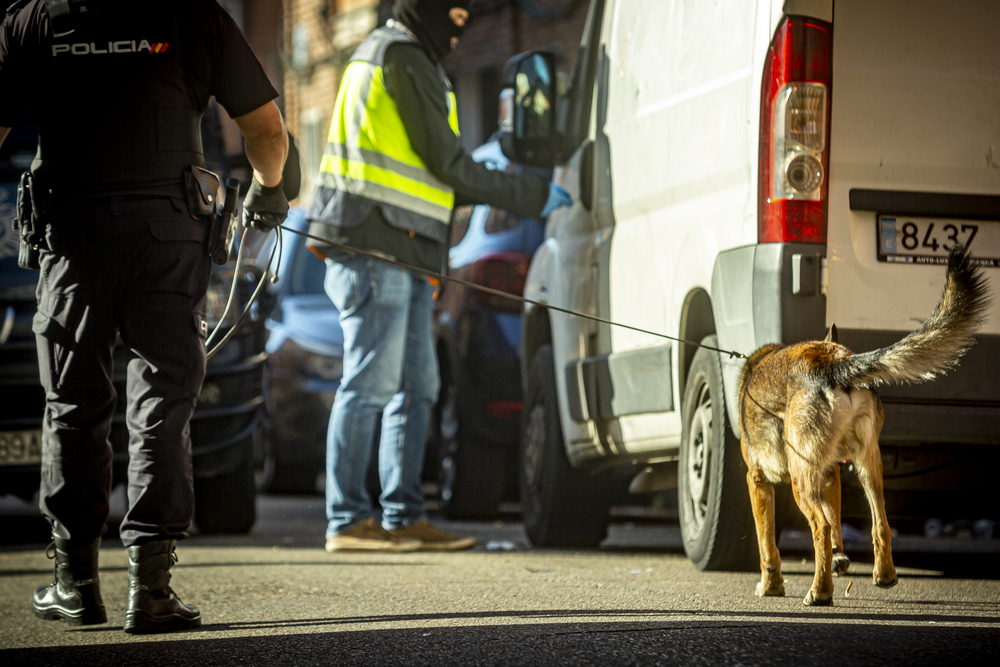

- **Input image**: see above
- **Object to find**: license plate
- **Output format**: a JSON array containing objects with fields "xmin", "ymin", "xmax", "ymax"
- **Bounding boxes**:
[
  {"xmin": 878, "ymin": 215, "xmax": 1000, "ymax": 267},
  {"xmin": 0, "ymin": 430, "xmax": 43, "ymax": 466}
]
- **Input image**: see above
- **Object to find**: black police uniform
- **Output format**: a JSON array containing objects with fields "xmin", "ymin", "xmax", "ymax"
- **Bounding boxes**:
[{"xmin": 0, "ymin": 0, "xmax": 277, "ymax": 547}]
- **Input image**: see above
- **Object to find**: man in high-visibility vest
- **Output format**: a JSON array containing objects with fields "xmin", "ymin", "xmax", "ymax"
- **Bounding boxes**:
[{"xmin": 306, "ymin": 0, "xmax": 571, "ymax": 552}]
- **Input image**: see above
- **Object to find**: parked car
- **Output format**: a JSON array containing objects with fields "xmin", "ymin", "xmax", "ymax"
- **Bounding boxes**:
[
  {"xmin": 502, "ymin": 0, "xmax": 1000, "ymax": 564},
  {"xmin": 0, "ymin": 120, "xmax": 267, "ymax": 534},
  {"xmin": 427, "ymin": 139, "xmax": 547, "ymax": 519},
  {"xmin": 254, "ymin": 208, "xmax": 344, "ymax": 494}
]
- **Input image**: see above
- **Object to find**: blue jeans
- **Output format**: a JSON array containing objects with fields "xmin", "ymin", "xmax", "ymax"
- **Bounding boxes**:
[{"xmin": 323, "ymin": 251, "xmax": 440, "ymax": 538}]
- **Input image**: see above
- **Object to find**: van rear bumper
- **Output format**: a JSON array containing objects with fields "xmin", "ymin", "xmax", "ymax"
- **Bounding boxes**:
[
  {"xmin": 880, "ymin": 403, "xmax": 1000, "ymax": 446},
  {"xmin": 839, "ymin": 329, "xmax": 1000, "ymax": 446}
]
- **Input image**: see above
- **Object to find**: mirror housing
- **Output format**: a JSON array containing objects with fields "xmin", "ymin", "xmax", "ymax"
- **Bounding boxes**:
[{"xmin": 497, "ymin": 51, "xmax": 558, "ymax": 168}]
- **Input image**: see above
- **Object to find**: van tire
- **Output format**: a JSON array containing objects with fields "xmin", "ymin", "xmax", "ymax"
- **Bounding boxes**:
[
  {"xmin": 194, "ymin": 451, "xmax": 257, "ymax": 534},
  {"xmin": 519, "ymin": 345, "xmax": 611, "ymax": 548},
  {"xmin": 259, "ymin": 433, "xmax": 318, "ymax": 495},
  {"xmin": 438, "ymin": 380, "xmax": 505, "ymax": 519},
  {"xmin": 678, "ymin": 336, "xmax": 757, "ymax": 571}
]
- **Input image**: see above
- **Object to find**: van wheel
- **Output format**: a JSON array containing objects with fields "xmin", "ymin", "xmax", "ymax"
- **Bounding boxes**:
[
  {"xmin": 520, "ymin": 345, "xmax": 611, "ymax": 548},
  {"xmin": 195, "ymin": 450, "xmax": 257, "ymax": 534},
  {"xmin": 259, "ymin": 435, "xmax": 318, "ymax": 495},
  {"xmin": 438, "ymin": 380, "xmax": 504, "ymax": 519},
  {"xmin": 678, "ymin": 335, "xmax": 757, "ymax": 571}
]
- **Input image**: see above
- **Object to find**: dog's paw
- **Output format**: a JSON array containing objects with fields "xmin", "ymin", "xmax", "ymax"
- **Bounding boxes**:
[
  {"xmin": 832, "ymin": 552, "xmax": 851, "ymax": 576},
  {"xmin": 873, "ymin": 574, "xmax": 898, "ymax": 589},
  {"xmin": 756, "ymin": 581, "xmax": 785, "ymax": 597},
  {"xmin": 802, "ymin": 590, "xmax": 833, "ymax": 606}
]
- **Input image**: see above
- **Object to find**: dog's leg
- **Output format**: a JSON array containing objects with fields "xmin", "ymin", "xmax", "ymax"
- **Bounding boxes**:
[
  {"xmin": 825, "ymin": 465, "xmax": 851, "ymax": 576},
  {"xmin": 747, "ymin": 467, "xmax": 784, "ymax": 597},
  {"xmin": 855, "ymin": 442, "xmax": 898, "ymax": 589},
  {"xmin": 790, "ymin": 469, "xmax": 835, "ymax": 606},
  {"xmin": 851, "ymin": 395, "xmax": 897, "ymax": 589}
]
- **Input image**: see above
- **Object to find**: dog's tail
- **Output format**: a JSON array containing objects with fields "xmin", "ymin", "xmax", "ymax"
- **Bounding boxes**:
[{"xmin": 828, "ymin": 243, "xmax": 991, "ymax": 389}]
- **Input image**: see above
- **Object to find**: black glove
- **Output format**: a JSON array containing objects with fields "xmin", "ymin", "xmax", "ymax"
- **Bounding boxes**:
[{"xmin": 242, "ymin": 178, "xmax": 289, "ymax": 231}]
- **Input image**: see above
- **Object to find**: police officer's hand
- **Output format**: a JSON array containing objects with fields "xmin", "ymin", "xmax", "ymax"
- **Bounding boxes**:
[
  {"xmin": 242, "ymin": 178, "xmax": 289, "ymax": 231},
  {"xmin": 541, "ymin": 183, "xmax": 573, "ymax": 217}
]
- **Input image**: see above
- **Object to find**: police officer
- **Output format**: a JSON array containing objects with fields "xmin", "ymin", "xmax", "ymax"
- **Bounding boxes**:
[
  {"xmin": 0, "ymin": 0, "xmax": 289, "ymax": 634},
  {"xmin": 307, "ymin": 0, "xmax": 572, "ymax": 553}
]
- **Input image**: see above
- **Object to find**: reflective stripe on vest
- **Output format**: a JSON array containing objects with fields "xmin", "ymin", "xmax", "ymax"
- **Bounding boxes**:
[{"xmin": 317, "ymin": 27, "xmax": 459, "ymax": 229}]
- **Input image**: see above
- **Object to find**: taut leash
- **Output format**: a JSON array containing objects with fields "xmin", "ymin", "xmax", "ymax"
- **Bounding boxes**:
[{"xmin": 276, "ymin": 223, "xmax": 747, "ymax": 360}]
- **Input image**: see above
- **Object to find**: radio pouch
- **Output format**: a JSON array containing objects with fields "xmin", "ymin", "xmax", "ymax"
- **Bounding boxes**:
[
  {"xmin": 13, "ymin": 171, "xmax": 40, "ymax": 270},
  {"xmin": 184, "ymin": 165, "xmax": 222, "ymax": 222}
]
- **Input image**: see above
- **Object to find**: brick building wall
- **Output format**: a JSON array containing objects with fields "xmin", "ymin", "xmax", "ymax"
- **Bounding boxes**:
[
  {"xmin": 210, "ymin": 0, "xmax": 286, "ymax": 188},
  {"xmin": 280, "ymin": 0, "xmax": 589, "ymax": 203},
  {"xmin": 282, "ymin": 0, "xmax": 380, "ymax": 203},
  {"xmin": 445, "ymin": 0, "xmax": 589, "ymax": 151}
]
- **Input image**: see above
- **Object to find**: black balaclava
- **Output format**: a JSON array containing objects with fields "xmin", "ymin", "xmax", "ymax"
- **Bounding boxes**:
[{"xmin": 392, "ymin": 0, "xmax": 471, "ymax": 61}]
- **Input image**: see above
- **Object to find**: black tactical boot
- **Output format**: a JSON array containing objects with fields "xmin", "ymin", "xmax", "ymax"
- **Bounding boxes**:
[
  {"xmin": 123, "ymin": 540, "xmax": 201, "ymax": 635},
  {"xmin": 31, "ymin": 537, "xmax": 107, "ymax": 626}
]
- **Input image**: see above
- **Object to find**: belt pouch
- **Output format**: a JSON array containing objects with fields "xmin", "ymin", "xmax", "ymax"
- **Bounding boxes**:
[{"xmin": 184, "ymin": 165, "xmax": 221, "ymax": 221}]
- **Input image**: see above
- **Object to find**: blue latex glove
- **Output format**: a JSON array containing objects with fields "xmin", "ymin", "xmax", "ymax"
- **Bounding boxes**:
[{"xmin": 541, "ymin": 183, "xmax": 572, "ymax": 217}]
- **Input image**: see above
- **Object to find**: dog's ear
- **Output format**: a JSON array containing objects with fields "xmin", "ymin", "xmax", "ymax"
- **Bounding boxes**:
[{"xmin": 824, "ymin": 323, "xmax": 839, "ymax": 344}]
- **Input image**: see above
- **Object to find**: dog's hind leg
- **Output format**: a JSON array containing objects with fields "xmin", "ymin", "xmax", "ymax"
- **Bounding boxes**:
[
  {"xmin": 853, "ymin": 433, "xmax": 897, "ymax": 588},
  {"xmin": 746, "ymin": 467, "xmax": 784, "ymax": 597},
  {"xmin": 788, "ymin": 459, "xmax": 835, "ymax": 606},
  {"xmin": 825, "ymin": 465, "xmax": 851, "ymax": 576}
]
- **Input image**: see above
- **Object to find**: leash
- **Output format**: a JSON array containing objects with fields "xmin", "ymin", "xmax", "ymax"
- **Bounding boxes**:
[{"xmin": 275, "ymin": 223, "xmax": 747, "ymax": 360}]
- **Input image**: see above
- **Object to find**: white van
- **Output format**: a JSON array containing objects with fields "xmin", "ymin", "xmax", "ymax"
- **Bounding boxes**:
[{"xmin": 498, "ymin": 0, "xmax": 1000, "ymax": 570}]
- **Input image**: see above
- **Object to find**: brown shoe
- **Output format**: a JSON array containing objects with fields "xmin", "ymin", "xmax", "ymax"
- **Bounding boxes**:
[
  {"xmin": 325, "ymin": 518, "xmax": 421, "ymax": 553},
  {"xmin": 388, "ymin": 520, "xmax": 476, "ymax": 551}
]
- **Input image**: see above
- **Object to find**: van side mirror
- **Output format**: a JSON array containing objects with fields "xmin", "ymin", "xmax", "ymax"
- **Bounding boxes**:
[{"xmin": 498, "ymin": 51, "xmax": 557, "ymax": 168}]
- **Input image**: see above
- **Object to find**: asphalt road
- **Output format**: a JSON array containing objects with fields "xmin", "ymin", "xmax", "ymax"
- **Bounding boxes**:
[{"xmin": 1, "ymin": 492, "xmax": 998, "ymax": 666}]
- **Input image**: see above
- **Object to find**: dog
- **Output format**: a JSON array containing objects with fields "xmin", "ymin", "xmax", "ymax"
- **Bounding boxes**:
[{"xmin": 737, "ymin": 243, "xmax": 990, "ymax": 606}]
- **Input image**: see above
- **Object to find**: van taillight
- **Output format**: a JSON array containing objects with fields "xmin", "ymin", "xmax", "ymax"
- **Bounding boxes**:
[
  {"xmin": 470, "ymin": 253, "xmax": 531, "ymax": 313},
  {"xmin": 759, "ymin": 17, "xmax": 832, "ymax": 243}
]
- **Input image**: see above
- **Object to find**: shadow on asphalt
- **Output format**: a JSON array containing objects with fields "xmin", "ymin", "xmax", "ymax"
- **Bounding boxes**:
[
  {"xmin": 2, "ymin": 617, "xmax": 998, "ymax": 666},
  {"xmin": 4, "ymin": 492, "xmax": 998, "ymax": 579}
]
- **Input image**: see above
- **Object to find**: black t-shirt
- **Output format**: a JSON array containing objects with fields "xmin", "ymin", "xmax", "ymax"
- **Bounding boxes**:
[{"xmin": 0, "ymin": 0, "xmax": 277, "ymax": 195}]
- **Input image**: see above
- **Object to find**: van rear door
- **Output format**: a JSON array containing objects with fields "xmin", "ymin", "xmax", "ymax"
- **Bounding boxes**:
[{"xmin": 826, "ymin": 0, "xmax": 1000, "ymax": 442}]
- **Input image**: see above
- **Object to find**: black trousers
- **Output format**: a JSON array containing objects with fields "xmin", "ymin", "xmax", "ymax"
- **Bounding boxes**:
[{"xmin": 33, "ymin": 196, "xmax": 211, "ymax": 547}]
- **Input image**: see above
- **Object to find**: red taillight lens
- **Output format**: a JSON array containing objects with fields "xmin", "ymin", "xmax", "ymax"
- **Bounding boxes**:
[
  {"xmin": 759, "ymin": 17, "xmax": 832, "ymax": 243},
  {"xmin": 469, "ymin": 253, "xmax": 531, "ymax": 314}
]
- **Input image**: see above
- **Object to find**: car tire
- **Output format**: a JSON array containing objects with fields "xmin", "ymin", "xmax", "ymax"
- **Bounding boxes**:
[
  {"xmin": 519, "ymin": 345, "xmax": 611, "ymax": 548},
  {"xmin": 194, "ymin": 449, "xmax": 257, "ymax": 534},
  {"xmin": 678, "ymin": 335, "xmax": 757, "ymax": 571},
  {"xmin": 437, "ymin": 378, "xmax": 505, "ymax": 520},
  {"xmin": 259, "ymin": 434, "xmax": 318, "ymax": 495}
]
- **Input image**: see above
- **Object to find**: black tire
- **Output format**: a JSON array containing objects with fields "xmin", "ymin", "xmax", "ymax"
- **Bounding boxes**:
[
  {"xmin": 678, "ymin": 335, "xmax": 757, "ymax": 571},
  {"xmin": 194, "ymin": 450, "xmax": 257, "ymax": 534},
  {"xmin": 519, "ymin": 345, "xmax": 611, "ymax": 548},
  {"xmin": 258, "ymin": 432, "xmax": 318, "ymax": 495},
  {"xmin": 437, "ymin": 378, "xmax": 505, "ymax": 519}
]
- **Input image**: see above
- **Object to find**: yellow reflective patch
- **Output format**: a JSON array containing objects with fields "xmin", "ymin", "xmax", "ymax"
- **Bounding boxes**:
[{"xmin": 320, "ymin": 155, "xmax": 455, "ymax": 210}]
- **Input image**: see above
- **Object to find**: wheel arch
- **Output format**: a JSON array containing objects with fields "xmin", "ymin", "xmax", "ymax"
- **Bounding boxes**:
[
  {"xmin": 521, "ymin": 304, "xmax": 552, "ymax": 392},
  {"xmin": 678, "ymin": 287, "xmax": 717, "ymax": 404}
]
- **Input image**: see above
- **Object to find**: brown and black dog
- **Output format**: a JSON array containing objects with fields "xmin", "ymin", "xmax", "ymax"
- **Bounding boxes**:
[{"xmin": 738, "ymin": 243, "xmax": 990, "ymax": 606}]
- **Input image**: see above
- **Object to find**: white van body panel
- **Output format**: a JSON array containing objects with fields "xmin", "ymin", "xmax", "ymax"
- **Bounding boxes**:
[
  {"xmin": 601, "ymin": 0, "xmax": 759, "ymax": 450},
  {"xmin": 526, "ymin": 0, "xmax": 999, "ymax": 467},
  {"xmin": 524, "ymin": 140, "xmax": 610, "ymax": 460},
  {"xmin": 826, "ymin": 0, "xmax": 1000, "ymax": 334}
]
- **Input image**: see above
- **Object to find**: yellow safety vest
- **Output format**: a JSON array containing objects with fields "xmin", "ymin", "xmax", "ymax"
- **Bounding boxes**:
[{"xmin": 315, "ymin": 25, "xmax": 459, "ymax": 244}]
